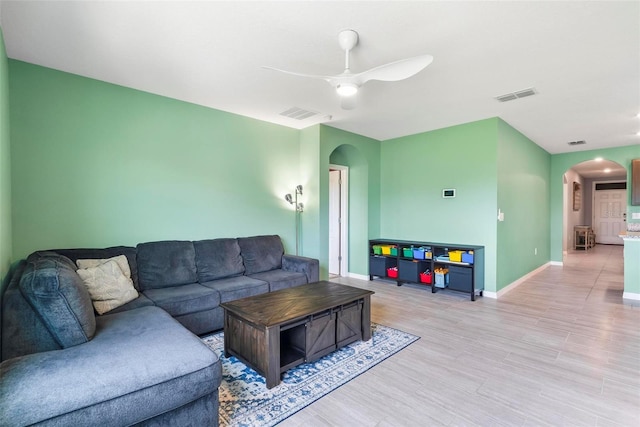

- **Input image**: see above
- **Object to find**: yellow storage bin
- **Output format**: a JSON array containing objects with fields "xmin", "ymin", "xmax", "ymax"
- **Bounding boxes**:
[
  {"xmin": 380, "ymin": 245, "xmax": 395, "ymax": 255},
  {"xmin": 449, "ymin": 250, "xmax": 464, "ymax": 262}
]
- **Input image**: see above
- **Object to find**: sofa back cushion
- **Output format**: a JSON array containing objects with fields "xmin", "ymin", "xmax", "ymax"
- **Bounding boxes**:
[
  {"xmin": 136, "ymin": 241, "xmax": 197, "ymax": 290},
  {"xmin": 18, "ymin": 252, "xmax": 96, "ymax": 349},
  {"xmin": 194, "ymin": 238, "xmax": 245, "ymax": 281},
  {"xmin": 50, "ymin": 246, "xmax": 139, "ymax": 289},
  {"xmin": 237, "ymin": 235, "xmax": 284, "ymax": 275}
]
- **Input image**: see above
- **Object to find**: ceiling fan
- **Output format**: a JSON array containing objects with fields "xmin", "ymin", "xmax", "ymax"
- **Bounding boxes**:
[{"xmin": 263, "ymin": 29, "xmax": 434, "ymax": 110}]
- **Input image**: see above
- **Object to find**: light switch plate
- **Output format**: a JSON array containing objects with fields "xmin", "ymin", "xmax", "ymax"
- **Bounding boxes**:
[{"xmin": 632, "ymin": 212, "xmax": 640, "ymax": 220}]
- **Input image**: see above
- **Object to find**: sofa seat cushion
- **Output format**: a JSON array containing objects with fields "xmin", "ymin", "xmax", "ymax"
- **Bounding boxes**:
[
  {"xmin": 143, "ymin": 283, "xmax": 220, "ymax": 317},
  {"xmin": 104, "ymin": 293, "xmax": 155, "ymax": 315},
  {"xmin": 237, "ymin": 235, "xmax": 284, "ymax": 275},
  {"xmin": 0, "ymin": 306, "xmax": 221, "ymax": 426},
  {"xmin": 137, "ymin": 241, "xmax": 197, "ymax": 290},
  {"xmin": 200, "ymin": 276, "xmax": 269, "ymax": 302},
  {"xmin": 194, "ymin": 238, "xmax": 245, "ymax": 281},
  {"xmin": 19, "ymin": 252, "xmax": 96, "ymax": 348},
  {"xmin": 247, "ymin": 269, "xmax": 308, "ymax": 292}
]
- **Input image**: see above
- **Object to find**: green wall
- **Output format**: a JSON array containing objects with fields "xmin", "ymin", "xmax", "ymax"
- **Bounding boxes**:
[
  {"xmin": 7, "ymin": 57, "xmax": 636, "ymax": 294},
  {"xmin": 378, "ymin": 118, "xmax": 552, "ymax": 293},
  {"xmin": 320, "ymin": 125, "xmax": 380, "ymax": 277},
  {"xmin": 550, "ymin": 145, "xmax": 640, "ymax": 262},
  {"xmin": 9, "ymin": 60, "xmax": 302, "ymax": 259},
  {"xmin": 497, "ymin": 119, "xmax": 551, "ymax": 290},
  {"xmin": 298, "ymin": 125, "xmax": 321, "ymax": 264},
  {"xmin": 296, "ymin": 124, "xmax": 381, "ymax": 279},
  {"xmin": 0, "ymin": 28, "xmax": 11, "ymax": 282},
  {"xmin": 380, "ymin": 118, "xmax": 499, "ymax": 291}
]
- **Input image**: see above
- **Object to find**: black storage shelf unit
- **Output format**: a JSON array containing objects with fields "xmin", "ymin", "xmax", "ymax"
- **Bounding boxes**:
[{"xmin": 369, "ymin": 238, "xmax": 485, "ymax": 301}]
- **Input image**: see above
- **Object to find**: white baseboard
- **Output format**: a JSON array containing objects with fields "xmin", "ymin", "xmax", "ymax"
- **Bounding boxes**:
[
  {"xmin": 623, "ymin": 292, "xmax": 640, "ymax": 301},
  {"xmin": 347, "ymin": 272, "xmax": 370, "ymax": 281},
  {"xmin": 550, "ymin": 261, "xmax": 563, "ymax": 266},
  {"xmin": 482, "ymin": 290, "xmax": 498, "ymax": 299},
  {"xmin": 484, "ymin": 262, "xmax": 552, "ymax": 299}
]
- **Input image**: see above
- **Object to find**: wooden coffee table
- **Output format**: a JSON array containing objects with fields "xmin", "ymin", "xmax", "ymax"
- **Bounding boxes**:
[{"xmin": 220, "ymin": 281, "xmax": 374, "ymax": 388}]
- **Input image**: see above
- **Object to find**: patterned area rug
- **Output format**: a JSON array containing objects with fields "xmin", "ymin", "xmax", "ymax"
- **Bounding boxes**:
[{"xmin": 201, "ymin": 323, "xmax": 419, "ymax": 427}]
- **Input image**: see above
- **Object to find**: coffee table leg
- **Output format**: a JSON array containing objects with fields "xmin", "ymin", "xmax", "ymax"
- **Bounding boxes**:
[
  {"xmin": 362, "ymin": 295, "xmax": 372, "ymax": 341},
  {"xmin": 223, "ymin": 310, "xmax": 231, "ymax": 358},
  {"xmin": 265, "ymin": 325, "xmax": 281, "ymax": 389}
]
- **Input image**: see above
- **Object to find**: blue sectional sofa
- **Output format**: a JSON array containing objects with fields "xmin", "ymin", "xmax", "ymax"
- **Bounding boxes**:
[{"xmin": 0, "ymin": 235, "xmax": 320, "ymax": 426}]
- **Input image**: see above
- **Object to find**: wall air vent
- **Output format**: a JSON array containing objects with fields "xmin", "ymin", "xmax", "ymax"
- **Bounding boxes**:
[
  {"xmin": 279, "ymin": 107, "xmax": 319, "ymax": 120},
  {"xmin": 495, "ymin": 87, "xmax": 537, "ymax": 102},
  {"xmin": 568, "ymin": 140, "xmax": 587, "ymax": 146}
]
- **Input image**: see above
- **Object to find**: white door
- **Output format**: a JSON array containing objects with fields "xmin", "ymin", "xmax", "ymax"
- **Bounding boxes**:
[
  {"xmin": 329, "ymin": 170, "xmax": 341, "ymax": 275},
  {"xmin": 594, "ymin": 189, "xmax": 626, "ymax": 244}
]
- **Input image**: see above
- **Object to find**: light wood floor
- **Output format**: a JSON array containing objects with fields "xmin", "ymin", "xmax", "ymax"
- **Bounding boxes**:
[{"xmin": 280, "ymin": 245, "xmax": 640, "ymax": 426}]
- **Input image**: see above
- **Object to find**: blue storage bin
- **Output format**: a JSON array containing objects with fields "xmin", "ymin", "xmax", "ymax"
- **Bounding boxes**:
[
  {"xmin": 435, "ymin": 272, "xmax": 449, "ymax": 288},
  {"xmin": 412, "ymin": 247, "xmax": 426, "ymax": 260},
  {"xmin": 462, "ymin": 252, "xmax": 474, "ymax": 264}
]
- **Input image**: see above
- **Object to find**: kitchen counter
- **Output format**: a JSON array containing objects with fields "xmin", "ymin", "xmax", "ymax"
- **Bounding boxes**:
[{"xmin": 619, "ymin": 231, "xmax": 640, "ymax": 300}]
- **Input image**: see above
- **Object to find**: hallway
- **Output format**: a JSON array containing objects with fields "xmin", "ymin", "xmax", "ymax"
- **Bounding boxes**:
[{"xmin": 520, "ymin": 243, "xmax": 632, "ymax": 306}]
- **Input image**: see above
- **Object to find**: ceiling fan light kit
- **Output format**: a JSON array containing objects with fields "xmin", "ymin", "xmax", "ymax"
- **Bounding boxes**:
[
  {"xmin": 264, "ymin": 29, "xmax": 433, "ymax": 109},
  {"xmin": 336, "ymin": 82, "xmax": 358, "ymax": 97}
]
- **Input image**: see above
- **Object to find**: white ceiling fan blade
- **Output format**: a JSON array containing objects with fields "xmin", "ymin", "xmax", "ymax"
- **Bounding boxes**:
[
  {"xmin": 262, "ymin": 66, "xmax": 333, "ymax": 83},
  {"xmin": 340, "ymin": 95, "xmax": 357, "ymax": 110},
  {"xmin": 355, "ymin": 55, "xmax": 434, "ymax": 85}
]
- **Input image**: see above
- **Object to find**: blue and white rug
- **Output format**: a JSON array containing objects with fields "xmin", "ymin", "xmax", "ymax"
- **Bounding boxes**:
[{"xmin": 201, "ymin": 323, "xmax": 419, "ymax": 427}]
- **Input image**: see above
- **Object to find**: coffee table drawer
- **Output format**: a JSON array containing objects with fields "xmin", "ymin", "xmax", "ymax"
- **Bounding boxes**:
[{"xmin": 281, "ymin": 310, "xmax": 337, "ymax": 368}]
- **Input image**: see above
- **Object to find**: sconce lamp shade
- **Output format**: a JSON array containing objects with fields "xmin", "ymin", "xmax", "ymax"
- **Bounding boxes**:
[{"xmin": 285, "ymin": 184, "xmax": 304, "ymax": 255}]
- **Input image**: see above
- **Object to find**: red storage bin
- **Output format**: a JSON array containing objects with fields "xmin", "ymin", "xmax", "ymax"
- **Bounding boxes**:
[
  {"xmin": 387, "ymin": 267, "xmax": 398, "ymax": 278},
  {"xmin": 419, "ymin": 272, "xmax": 432, "ymax": 284}
]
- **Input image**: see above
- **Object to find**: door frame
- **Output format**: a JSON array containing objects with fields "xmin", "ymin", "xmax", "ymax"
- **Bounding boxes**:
[{"xmin": 329, "ymin": 164, "xmax": 349, "ymax": 276}]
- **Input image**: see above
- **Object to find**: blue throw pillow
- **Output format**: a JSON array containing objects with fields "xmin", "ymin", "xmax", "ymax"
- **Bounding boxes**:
[{"xmin": 19, "ymin": 252, "xmax": 96, "ymax": 348}]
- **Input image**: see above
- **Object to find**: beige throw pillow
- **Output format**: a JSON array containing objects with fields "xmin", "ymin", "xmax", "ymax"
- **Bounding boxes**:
[
  {"xmin": 77, "ymin": 255, "xmax": 132, "ymax": 279},
  {"xmin": 76, "ymin": 256, "xmax": 138, "ymax": 315}
]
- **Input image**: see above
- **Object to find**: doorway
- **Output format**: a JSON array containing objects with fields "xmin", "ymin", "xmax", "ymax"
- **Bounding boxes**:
[
  {"xmin": 593, "ymin": 183, "xmax": 626, "ymax": 244},
  {"xmin": 329, "ymin": 165, "xmax": 348, "ymax": 277}
]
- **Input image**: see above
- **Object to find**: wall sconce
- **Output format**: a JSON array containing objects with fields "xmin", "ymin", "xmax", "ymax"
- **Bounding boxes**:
[{"xmin": 285, "ymin": 185, "xmax": 304, "ymax": 254}]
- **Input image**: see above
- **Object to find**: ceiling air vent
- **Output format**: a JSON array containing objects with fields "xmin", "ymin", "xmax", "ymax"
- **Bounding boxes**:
[
  {"xmin": 495, "ymin": 87, "xmax": 537, "ymax": 102},
  {"xmin": 279, "ymin": 107, "xmax": 319, "ymax": 120},
  {"xmin": 495, "ymin": 93, "xmax": 518, "ymax": 102},
  {"xmin": 568, "ymin": 140, "xmax": 586, "ymax": 146}
]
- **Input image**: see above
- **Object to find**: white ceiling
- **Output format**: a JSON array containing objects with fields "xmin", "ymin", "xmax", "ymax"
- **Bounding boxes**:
[
  {"xmin": 1, "ymin": 1, "xmax": 639, "ymax": 154},
  {"xmin": 571, "ymin": 159, "xmax": 626, "ymax": 179}
]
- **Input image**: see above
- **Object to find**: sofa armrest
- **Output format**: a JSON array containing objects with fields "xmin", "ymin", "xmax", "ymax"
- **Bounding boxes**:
[{"xmin": 282, "ymin": 254, "xmax": 319, "ymax": 283}]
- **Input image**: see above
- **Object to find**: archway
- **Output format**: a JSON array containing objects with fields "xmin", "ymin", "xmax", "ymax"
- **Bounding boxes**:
[
  {"xmin": 327, "ymin": 144, "xmax": 368, "ymax": 278},
  {"xmin": 562, "ymin": 158, "xmax": 627, "ymax": 255}
]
